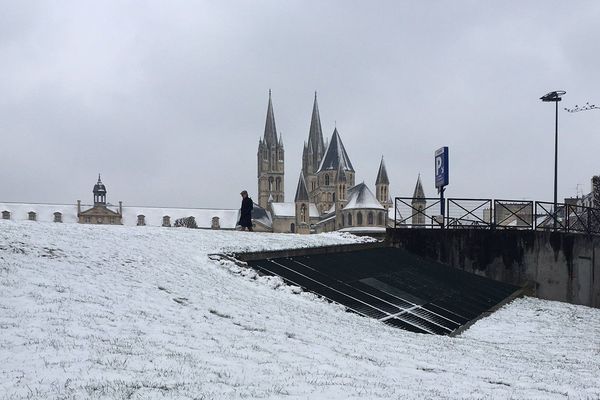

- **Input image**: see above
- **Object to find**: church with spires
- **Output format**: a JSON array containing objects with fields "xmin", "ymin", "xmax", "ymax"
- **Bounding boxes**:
[{"xmin": 255, "ymin": 91, "xmax": 425, "ymax": 234}]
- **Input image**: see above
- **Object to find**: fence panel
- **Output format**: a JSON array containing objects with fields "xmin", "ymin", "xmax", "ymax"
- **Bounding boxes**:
[
  {"xmin": 394, "ymin": 197, "xmax": 442, "ymax": 228},
  {"xmin": 494, "ymin": 200, "xmax": 533, "ymax": 229},
  {"xmin": 393, "ymin": 196, "xmax": 600, "ymax": 236},
  {"xmin": 446, "ymin": 199, "xmax": 492, "ymax": 229},
  {"xmin": 534, "ymin": 201, "xmax": 566, "ymax": 231},
  {"xmin": 566, "ymin": 204, "xmax": 589, "ymax": 234}
]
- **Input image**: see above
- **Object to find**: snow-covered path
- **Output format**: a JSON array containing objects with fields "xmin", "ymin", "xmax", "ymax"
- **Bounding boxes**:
[{"xmin": 1, "ymin": 220, "xmax": 599, "ymax": 399}]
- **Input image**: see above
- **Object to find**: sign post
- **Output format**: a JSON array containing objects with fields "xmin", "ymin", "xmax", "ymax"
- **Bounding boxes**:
[{"xmin": 434, "ymin": 147, "xmax": 449, "ymax": 226}]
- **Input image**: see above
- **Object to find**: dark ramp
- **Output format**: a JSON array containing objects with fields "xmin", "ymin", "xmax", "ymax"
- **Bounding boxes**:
[{"xmin": 239, "ymin": 246, "xmax": 520, "ymax": 335}]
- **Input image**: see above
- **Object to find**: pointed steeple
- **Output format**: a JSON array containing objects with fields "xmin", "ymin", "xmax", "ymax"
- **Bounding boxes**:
[
  {"xmin": 263, "ymin": 90, "xmax": 277, "ymax": 146},
  {"xmin": 308, "ymin": 92, "xmax": 325, "ymax": 159},
  {"xmin": 413, "ymin": 174, "xmax": 425, "ymax": 199},
  {"xmin": 317, "ymin": 128, "xmax": 355, "ymax": 173},
  {"xmin": 295, "ymin": 171, "xmax": 310, "ymax": 202},
  {"xmin": 375, "ymin": 156, "xmax": 390, "ymax": 185}
]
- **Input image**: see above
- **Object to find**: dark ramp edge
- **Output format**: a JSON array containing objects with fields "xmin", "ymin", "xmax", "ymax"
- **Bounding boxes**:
[{"xmin": 243, "ymin": 247, "xmax": 523, "ymax": 336}]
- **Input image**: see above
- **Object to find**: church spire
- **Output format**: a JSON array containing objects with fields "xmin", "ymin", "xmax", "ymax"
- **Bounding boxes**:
[
  {"xmin": 302, "ymin": 91, "xmax": 325, "ymax": 176},
  {"xmin": 263, "ymin": 89, "xmax": 277, "ymax": 146},
  {"xmin": 413, "ymin": 174, "xmax": 425, "ymax": 199},
  {"xmin": 375, "ymin": 156, "xmax": 390, "ymax": 185},
  {"xmin": 257, "ymin": 90, "xmax": 284, "ymax": 208}
]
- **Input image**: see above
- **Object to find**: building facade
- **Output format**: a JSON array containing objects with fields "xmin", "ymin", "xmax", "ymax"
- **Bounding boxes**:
[{"xmin": 77, "ymin": 175, "xmax": 123, "ymax": 225}]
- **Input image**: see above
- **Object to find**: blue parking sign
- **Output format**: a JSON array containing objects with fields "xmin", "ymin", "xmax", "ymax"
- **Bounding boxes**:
[{"xmin": 435, "ymin": 147, "xmax": 449, "ymax": 189}]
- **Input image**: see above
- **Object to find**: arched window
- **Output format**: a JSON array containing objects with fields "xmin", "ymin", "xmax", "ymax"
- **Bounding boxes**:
[
  {"xmin": 300, "ymin": 204, "xmax": 307, "ymax": 223},
  {"xmin": 269, "ymin": 177, "xmax": 274, "ymax": 191},
  {"xmin": 348, "ymin": 213, "xmax": 353, "ymax": 226},
  {"xmin": 325, "ymin": 174, "xmax": 330, "ymax": 186},
  {"xmin": 54, "ymin": 212, "xmax": 62, "ymax": 223},
  {"xmin": 378, "ymin": 212, "xmax": 384, "ymax": 226},
  {"xmin": 342, "ymin": 213, "xmax": 345, "ymax": 226},
  {"xmin": 163, "ymin": 215, "xmax": 171, "ymax": 227},
  {"xmin": 137, "ymin": 215, "xmax": 146, "ymax": 226},
  {"xmin": 276, "ymin": 177, "xmax": 281, "ymax": 191},
  {"xmin": 333, "ymin": 192, "xmax": 336, "ymax": 203},
  {"xmin": 368, "ymin": 212, "xmax": 374, "ymax": 225},
  {"xmin": 357, "ymin": 212, "xmax": 363, "ymax": 225},
  {"xmin": 28, "ymin": 211, "xmax": 36, "ymax": 221},
  {"xmin": 290, "ymin": 223, "xmax": 295, "ymax": 233},
  {"xmin": 2, "ymin": 211, "xmax": 10, "ymax": 220}
]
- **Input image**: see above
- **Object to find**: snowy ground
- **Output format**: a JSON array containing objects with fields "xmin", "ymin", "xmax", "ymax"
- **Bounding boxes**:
[{"xmin": 1, "ymin": 220, "xmax": 599, "ymax": 399}]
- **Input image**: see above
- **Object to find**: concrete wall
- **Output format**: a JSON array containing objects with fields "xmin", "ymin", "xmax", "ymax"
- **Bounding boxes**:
[{"xmin": 386, "ymin": 228, "xmax": 600, "ymax": 308}]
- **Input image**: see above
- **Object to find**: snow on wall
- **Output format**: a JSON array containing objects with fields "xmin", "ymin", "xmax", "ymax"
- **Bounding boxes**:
[
  {"xmin": 270, "ymin": 202, "xmax": 319, "ymax": 217},
  {"xmin": 0, "ymin": 202, "xmax": 240, "ymax": 229}
]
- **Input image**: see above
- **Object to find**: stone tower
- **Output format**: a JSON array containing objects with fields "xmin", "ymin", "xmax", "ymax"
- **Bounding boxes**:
[
  {"xmin": 375, "ymin": 156, "xmax": 392, "ymax": 209},
  {"xmin": 314, "ymin": 128, "xmax": 355, "ymax": 214},
  {"xmin": 302, "ymin": 92, "xmax": 326, "ymax": 199},
  {"xmin": 257, "ymin": 90, "xmax": 285, "ymax": 208},
  {"xmin": 411, "ymin": 175, "xmax": 426, "ymax": 225},
  {"xmin": 294, "ymin": 172, "xmax": 311, "ymax": 234}
]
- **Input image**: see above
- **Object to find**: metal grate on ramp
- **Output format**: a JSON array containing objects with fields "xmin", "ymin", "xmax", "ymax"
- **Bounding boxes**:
[{"xmin": 236, "ymin": 247, "xmax": 521, "ymax": 335}]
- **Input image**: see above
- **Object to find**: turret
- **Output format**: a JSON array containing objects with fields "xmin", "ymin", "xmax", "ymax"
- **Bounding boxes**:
[
  {"xmin": 411, "ymin": 174, "xmax": 426, "ymax": 225},
  {"xmin": 257, "ymin": 90, "xmax": 285, "ymax": 207},
  {"xmin": 294, "ymin": 172, "xmax": 310, "ymax": 234},
  {"xmin": 375, "ymin": 156, "xmax": 392, "ymax": 209}
]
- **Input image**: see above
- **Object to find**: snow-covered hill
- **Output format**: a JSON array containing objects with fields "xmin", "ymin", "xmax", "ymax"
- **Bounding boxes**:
[{"xmin": 1, "ymin": 220, "xmax": 599, "ymax": 399}]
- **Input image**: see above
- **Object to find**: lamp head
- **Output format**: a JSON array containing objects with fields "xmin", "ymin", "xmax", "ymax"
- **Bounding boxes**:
[{"xmin": 540, "ymin": 90, "xmax": 566, "ymax": 102}]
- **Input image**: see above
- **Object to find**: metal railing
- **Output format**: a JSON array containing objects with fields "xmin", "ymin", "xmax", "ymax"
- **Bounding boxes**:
[{"xmin": 393, "ymin": 197, "xmax": 600, "ymax": 236}]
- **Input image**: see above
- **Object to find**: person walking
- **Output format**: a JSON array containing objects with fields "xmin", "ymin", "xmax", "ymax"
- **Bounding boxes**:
[{"xmin": 238, "ymin": 190, "xmax": 254, "ymax": 231}]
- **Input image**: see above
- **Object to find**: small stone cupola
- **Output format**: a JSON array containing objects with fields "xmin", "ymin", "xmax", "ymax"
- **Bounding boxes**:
[{"xmin": 93, "ymin": 174, "xmax": 107, "ymax": 206}]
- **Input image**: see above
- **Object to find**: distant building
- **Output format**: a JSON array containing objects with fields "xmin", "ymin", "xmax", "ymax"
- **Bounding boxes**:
[
  {"xmin": 77, "ymin": 175, "xmax": 123, "ymax": 225},
  {"xmin": 256, "ymin": 91, "xmax": 413, "ymax": 234}
]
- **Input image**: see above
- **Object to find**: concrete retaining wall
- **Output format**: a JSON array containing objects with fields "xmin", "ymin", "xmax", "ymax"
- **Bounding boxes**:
[{"xmin": 386, "ymin": 228, "xmax": 600, "ymax": 308}]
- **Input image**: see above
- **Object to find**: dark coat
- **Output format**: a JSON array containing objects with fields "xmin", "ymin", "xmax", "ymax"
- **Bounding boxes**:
[{"xmin": 238, "ymin": 197, "xmax": 253, "ymax": 227}]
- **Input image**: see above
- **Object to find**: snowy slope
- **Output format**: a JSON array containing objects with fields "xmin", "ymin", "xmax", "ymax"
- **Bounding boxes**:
[{"xmin": 1, "ymin": 220, "xmax": 599, "ymax": 399}]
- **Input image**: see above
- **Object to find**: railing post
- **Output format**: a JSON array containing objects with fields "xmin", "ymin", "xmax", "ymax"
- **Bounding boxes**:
[{"xmin": 588, "ymin": 206, "xmax": 591, "ymax": 235}]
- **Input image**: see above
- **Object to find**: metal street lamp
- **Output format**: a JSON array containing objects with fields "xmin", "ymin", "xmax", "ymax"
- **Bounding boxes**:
[{"xmin": 540, "ymin": 90, "xmax": 566, "ymax": 230}]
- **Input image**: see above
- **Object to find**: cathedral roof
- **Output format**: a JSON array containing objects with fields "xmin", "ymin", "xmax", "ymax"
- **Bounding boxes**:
[
  {"xmin": 294, "ymin": 171, "xmax": 310, "ymax": 202},
  {"xmin": 413, "ymin": 175, "xmax": 425, "ymax": 199},
  {"xmin": 375, "ymin": 157, "xmax": 390, "ymax": 185},
  {"xmin": 317, "ymin": 128, "xmax": 355, "ymax": 173},
  {"xmin": 270, "ymin": 202, "xmax": 319, "ymax": 218},
  {"xmin": 263, "ymin": 90, "xmax": 278, "ymax": 146},
  {"xmin": 344, "ymin": 183, "xmax": 384, "ymax": 210}
]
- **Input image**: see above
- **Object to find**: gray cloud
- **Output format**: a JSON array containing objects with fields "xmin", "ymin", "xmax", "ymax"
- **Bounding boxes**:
[{"xmin": 1, "ymin": 1, "xmax": 600, "ymax": 208}]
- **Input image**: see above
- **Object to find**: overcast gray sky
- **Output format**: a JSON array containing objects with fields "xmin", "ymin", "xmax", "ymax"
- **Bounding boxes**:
[{"xmin": 1, "ymin": 1, "xmax": 599, "ymax": 209}]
